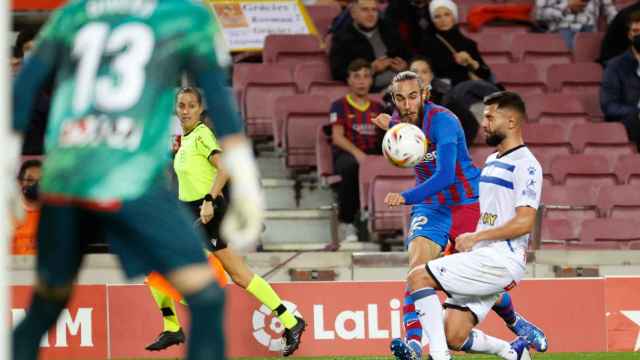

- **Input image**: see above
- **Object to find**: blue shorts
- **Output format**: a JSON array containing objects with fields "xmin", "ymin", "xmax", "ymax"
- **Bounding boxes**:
[{"xmin": 405, "ymin": 203, "xmax": 480, "ymax": 250}]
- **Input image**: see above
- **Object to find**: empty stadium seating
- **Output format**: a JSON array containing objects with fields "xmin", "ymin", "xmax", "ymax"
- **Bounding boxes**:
[
  {"xmin": 512, "ymin": 33, "xmax": 571, "ymax": 73},
  {"xmin": 243, "ymin": 67, "xmax": 297, "ymax": 137},
  {"xmin": 550, "ymin": 154, "xmax": 617, "ymax": 187},
  {"xmin": 615, "ymin": 154, "xmax": 640, "ymax": 185},
  {"xmin": 315, "ymin": 124, "xmax": 342, "ymax": 185},
  {"xmin": 547, "ymin": 63, "xmax": 603, "ymax": 95},
  {"xmin": 570, "ymin": 122, "xmax": 635, "ymax": 163},
  {"xmin": 492, "ymin": 63, "xmax": 546, "ymax": 95},
  {"xmin": 596, "ymin": 185, "xmax": 640, "ymax": 219},
  {"xmin": 580, "ymin": 219, "xmax": 640, "ymax": 249},
  {"xmin": 263, "ymin": 34, "xmax": 326, "ymax": 68},
  {"xmin": 273, "ymin": 95, "xmax": 331, "ymax": 148},
  {"xmin": 306, "ymin": 4, "xmax": 341, "ymax": 37},
  {"xmin": 524, "ymin": 93, "xmax": 589, "ymax": 125},
  {"xmin": 368, "ymin": 176, "xmax": 415, "ymax": 234},
  {"xmin": 359, "ymin": 156, "xmax": 413, "ymax": 210},
  {"xmin": 573, "ymin": 32, "xmax": 604, "ymax": 62}
]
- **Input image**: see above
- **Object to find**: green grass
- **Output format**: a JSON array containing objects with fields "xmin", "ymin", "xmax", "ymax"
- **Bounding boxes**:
[{"xmin": 232, "ymin": 355, "xmax": 639, "ymax": 360}]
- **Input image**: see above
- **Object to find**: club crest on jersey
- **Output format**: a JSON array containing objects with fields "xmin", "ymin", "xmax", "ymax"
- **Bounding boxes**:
[{"xmin": 523, "ymin": 179, "xmax": 537, "ymax": 199}]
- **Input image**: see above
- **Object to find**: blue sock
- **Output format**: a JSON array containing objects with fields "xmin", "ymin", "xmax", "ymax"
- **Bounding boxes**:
[
  {"xmin": 13, "ymin": 292, "xmax": 68, "ymax": 360},
  {"xmin": 402, "ymin": 286, "xmax": 422, "ymax": 346},
  {"xmin": 184, "ymin": 282, "xmax": 226, "ymax": 360},
  {"xmin": 492, "ymin": 292, "xmax": 516, "ymax": 326}
]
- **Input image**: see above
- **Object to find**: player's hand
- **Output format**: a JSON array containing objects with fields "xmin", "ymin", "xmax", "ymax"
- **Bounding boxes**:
[
  {"xmin": 390, "ymin": 57, "xmax": 408, "ymax": 72},
  {"xmin": 354, "ymin": 150, "xmax": 367, "ymax": 163},
  {"xmin": 220, "ymin": 138, "xmax": 265, "ymax": 251},
  {"xmin": 384, "ymin": 192, "xmax": 406, "ymax": 207},
  {"xmin": 568, "ymin": 0, "xmax": 586, "ymax": 13},
  {"xmin": 455, "ymin": 232, "xmax": 479, "ymax": 252},
  {"xmin": 372, "ymin": 56, "xmax": 391, "ymax": 73},
  {"xmin": 200, "ymin": 199, "xmax": 214, "ymax": 224},
  {"xmin": 372, "ymin": 113, "xmax": 391, "ymax": 130}
]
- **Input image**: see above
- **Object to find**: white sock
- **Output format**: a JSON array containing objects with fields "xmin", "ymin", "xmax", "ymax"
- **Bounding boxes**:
[
  {"xmin": 412, "ymin": 288, "xmax": 450, "ymax": 360},
  {"xmin": 464, "ymin": 329, "xmax": 517, "ymax": 360}
]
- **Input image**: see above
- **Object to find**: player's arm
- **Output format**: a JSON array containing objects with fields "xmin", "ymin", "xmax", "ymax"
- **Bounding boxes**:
[
  {"xmin": 186, "ymin": 7, "xmax": 263, "ymax": 249},
  {"xmin": 399, "ymin": 114, "xmax": 459, "ymax": 205},
  {"xmin": 459, "ymin": 206, "xmax": 537, "ymax": 248}
]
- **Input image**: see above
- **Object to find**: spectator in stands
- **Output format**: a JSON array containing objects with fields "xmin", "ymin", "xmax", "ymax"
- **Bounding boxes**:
[
  {"xmin": 600, "ymin": 11, "xmax": 640, "ymax": 151},
  {"xmin": 329, "ymin": 0, "xmax": 411, "ymax": 92},
  {"xmin": 12, "ymin": 159, "xmax": 42, "ymax": 255},
  {"xmin": 420, "ymin": 0, "xmax": 494, "ymax": 88},
  {"xmin": 535, "ymin": 0, "xmax": 617, "ymax": 50},
  {"xmin": 330, "ymin": 59, "xmax": 385, "ymax": 242},
  {"xmin": 385, "ymin": 0, "xmax": 433, "ymax": 54},
  {"xmin": 599, "ymin": 1, "xmax": 640, "ymax": 66},
  {"xmin": 15, "ymin": 27, "xmax": 50, "ymax": 156}
]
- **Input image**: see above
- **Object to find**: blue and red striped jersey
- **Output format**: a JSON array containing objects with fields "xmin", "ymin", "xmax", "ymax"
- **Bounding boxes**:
[
  {"xmin": 404, "ymin": 101, "xmax": 480, "ymax": 206},
  {"xmin": 329, "ymin": 95, "xmax": 385, "ymax": 154}
]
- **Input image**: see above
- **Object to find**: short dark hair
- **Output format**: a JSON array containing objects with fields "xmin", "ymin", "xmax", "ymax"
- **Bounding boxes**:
[
  {"xmin": 347, "ymin": 58, "xmax": 372, "ymax": 74},
  {"xmin": 483, "ymin": 91, "xmax": 527, "ymax": 118},
  {"xmin": 15, "ymin": 27, "xmax": 40, "ymax": 58},
  {"xmin": 409, "ymin": 56, "xmax": 432, "ymax": 69},
  {"xmin": 628, "ymin": 11, "xmax": 640, "ymax": 26},
  {"xmin": 18, "ymin": 159, "xmax": 42, "ymax": 180}
]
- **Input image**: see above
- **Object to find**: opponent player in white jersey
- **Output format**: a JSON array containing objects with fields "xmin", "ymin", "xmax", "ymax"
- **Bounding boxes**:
[{"xmin": 403, "ymin": 91, "xmax": 543, "ymax": 360}]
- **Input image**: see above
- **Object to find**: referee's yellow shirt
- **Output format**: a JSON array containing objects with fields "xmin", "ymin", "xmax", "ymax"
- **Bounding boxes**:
[{"xmin": 173, "ymin": 122, "xmax": 222, "ymax": 201}]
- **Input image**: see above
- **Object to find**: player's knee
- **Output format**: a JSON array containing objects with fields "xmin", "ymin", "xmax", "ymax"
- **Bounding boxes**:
[
  {"xmin": 167, "ymin": 264, "xmax": 216, "ymax": 296},
  {"xmin": 445, "ymin": 327, "xmax": 468, "ymax": 351},
  {"xmin": 406, "ymin": 266, "xmax": 430, "ymax": 292}
]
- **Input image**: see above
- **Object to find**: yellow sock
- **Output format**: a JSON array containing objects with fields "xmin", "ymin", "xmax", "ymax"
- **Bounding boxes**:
[
  {"xmin": 246, "ymin": 274, "xmax": 298, "ymax": 329},
  {"xmin": 149, "ymin": 285, "xmax": 181, "ymax": 332}
]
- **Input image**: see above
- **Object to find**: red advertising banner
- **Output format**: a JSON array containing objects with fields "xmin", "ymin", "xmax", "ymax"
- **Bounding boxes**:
[
  {"xmin": 605, "ymin": 277, "xmax": 640, "ymax": 352},
  {"xmin": 12, "ymin": 0, "xmax": 66, "ymax": 10},
  {"xmin": 7, "ymin": 278, "xmax": 640, "ymax": 358},
  {"xmin": 11, "ymin": 285, "xmax": 108, "ymax": 359}
]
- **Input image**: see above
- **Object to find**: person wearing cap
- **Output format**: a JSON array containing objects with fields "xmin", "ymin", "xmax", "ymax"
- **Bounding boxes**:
[{"xmin": 420, "ymin": 0, "xmax": 494, "ymax": 88}]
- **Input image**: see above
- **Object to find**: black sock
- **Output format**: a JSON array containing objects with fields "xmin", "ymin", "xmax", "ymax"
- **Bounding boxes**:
[
  {"xmin": 13, "ymin": 292, "xmax": 68, "ymax": 360},
  {"xmin": 184, "ymin": 282, "xmax": 225, "ymax": 360}
]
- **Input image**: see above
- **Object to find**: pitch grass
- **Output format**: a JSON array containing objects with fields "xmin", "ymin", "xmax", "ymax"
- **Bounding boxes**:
[{"xmin": 233, "ymin": 355, "xmax": 640, "ymax": 360}]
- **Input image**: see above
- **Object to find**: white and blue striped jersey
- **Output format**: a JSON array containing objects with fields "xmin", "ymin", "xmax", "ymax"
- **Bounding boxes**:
[{"xmin": 473, "ymin": 145, "xmax": 542, "ymax": 277}]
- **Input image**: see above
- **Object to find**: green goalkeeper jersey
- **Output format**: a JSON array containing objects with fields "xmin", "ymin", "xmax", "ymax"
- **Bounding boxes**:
[{"xmin": 17, "ymin": 0, "xmax": 235, "ymax": 201}]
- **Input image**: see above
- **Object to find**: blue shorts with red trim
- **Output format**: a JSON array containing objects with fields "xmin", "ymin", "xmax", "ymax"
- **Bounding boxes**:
[{"xmin": 405, "ymin": 202, "xmax": 480, "ymax": 250}]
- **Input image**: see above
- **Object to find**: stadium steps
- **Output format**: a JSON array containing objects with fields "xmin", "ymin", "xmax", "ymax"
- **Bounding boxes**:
[{"xmin": 262, "ymin": 178, "xmax": 334, "ymax": 210}]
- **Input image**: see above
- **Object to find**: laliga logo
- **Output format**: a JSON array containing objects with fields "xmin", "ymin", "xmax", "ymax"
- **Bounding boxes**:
[{"xmin": 252, "ymin": 300, "xmax": 302, "ymax": 352}]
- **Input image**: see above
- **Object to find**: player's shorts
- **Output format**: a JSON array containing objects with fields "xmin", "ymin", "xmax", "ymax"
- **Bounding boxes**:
[
  {"xmin": 426, "ymin": 247, "xmax": 519, "ymax": 324},
  {"xmin": 405, "ymin": 202, "xmax": 480, "ymax": 250},
  {"xmin": 37, "ymin": 185, "xmax": 209, "ymax": 287},
  {"xmin": 183, "ymin": 196, "xmax": 228, "ymax": 252}
]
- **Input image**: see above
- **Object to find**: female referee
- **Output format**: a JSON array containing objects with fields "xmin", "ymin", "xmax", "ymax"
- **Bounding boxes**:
[{"xmin": 145, "ymin": 87, "xmax": 305, "ymax": 356}]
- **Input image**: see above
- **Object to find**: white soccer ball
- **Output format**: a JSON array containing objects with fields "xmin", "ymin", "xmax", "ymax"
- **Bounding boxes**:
[{"xmin": 382, "ymin": 123, "xmax": 428, "ymax": 168}]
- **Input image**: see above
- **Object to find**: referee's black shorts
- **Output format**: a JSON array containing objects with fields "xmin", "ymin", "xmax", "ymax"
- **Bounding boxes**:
[{"xmin": 183, "ymin": 196, "xmax": 228, "ymax": 252}]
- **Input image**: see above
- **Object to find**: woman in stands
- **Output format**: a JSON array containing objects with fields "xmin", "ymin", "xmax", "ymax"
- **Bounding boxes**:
[
  {"xmin": 144, "ymin": 87, "xmax": 306, "ymax": 355},
  {"xmin": 421, "ymin": 0, "xmax": 495, "ymax": 87}
]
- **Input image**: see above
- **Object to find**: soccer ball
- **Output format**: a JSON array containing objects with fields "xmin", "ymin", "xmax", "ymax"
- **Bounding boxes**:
[{"xmin": 382, "ymin": 123, "xmax": 428, "ymax": 168}]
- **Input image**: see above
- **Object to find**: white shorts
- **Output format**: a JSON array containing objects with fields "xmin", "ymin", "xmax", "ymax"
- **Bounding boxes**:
[{"xmin": 426, "ymin": 247, "xmax": 518, "ymax": 324}]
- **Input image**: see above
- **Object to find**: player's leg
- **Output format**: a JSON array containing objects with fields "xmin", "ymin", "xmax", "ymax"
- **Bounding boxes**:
[
  {"xmin": 144, "ymin": 282, "xmax": 185, "ymax": 351},
  {"xmin": 444, "ymin": 305, "xmax": 531, "ymax": 360},
  {"xmin": 214, "ymin": 247, "xmax": 305, "ymax": 356},
  {"xmin": 106, "ymin": 187, "xmax": 225, "ymax": 360},
  {"xmin": 205, "ymin": 196, "xmax": 305, "ymax": 356},
  {"xmin": 496, "ymin": 292, "xmax": 548, "ymax": 352},
  {"xmin": 13, "ymin": 202, "xmax": 88, "ymax": 360},
  {"xmin": 393, "ymin": 206, "xmax": 451, "ymax": 360}
]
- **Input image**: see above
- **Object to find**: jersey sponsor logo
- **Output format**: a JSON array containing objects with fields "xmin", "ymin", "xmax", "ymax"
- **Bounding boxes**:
[
  {"xmin": 423, "ymin": 150, "xmax": 437, "ymax": 162},
  {"xmin": 351, "ymin": 123, "xmax": 377, "ymax": 135},
  {"xmin": 59, "ymin": 115, "xmax": 142, "ymax": 151},
  {"xmin": 481, "ymin": 212, "xmax": 498, "ymax": 226},
  {"xmin": 252, "ymin": 300, "xmax": 302, "ymax": 351}
]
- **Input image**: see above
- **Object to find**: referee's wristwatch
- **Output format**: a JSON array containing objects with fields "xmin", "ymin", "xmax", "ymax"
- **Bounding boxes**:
[{"xmin": 204, "ymin": 194, "xmax": 214, "ymax": 203}]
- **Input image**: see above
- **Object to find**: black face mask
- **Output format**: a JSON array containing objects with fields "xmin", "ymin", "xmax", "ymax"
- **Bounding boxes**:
[
  {"xmin": 485, "ymin": 132, "xmax": 506, "ymax": 147},
  {"xmin": 22, "ymin": 183, "xmax": 39, "ymax": 202},
  {"xmin": 633, "ymin": 35, "xmax": 640, "ymax": 52}
]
